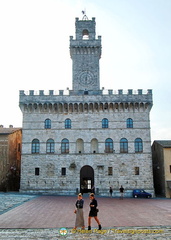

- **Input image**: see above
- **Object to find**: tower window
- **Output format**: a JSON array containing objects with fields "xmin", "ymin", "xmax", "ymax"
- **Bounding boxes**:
[{"xmin": 82, "ymin": 29, "xmax": 89, "ymax": 39}]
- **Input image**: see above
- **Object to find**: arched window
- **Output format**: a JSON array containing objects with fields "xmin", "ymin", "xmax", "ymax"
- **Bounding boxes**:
[
  {"xmin": 102, "ymin": 118, "xmax": 108, "ymax": 128},
  {"xmin": 76, "ymin": 138, "xmax": 84, "ymax": 153},
  {"xmin": 32, "ymin": 139, "xmax": 40, "ymax": 154},
  {"xmin": 45, "ymin": 118, "xmax": 51, "ymax": 129},
  {"xmin": 120, "ymin": 138, "xmax": 128, "ymax": 153},
  {"xmin": 46, "ymin": 139, "xmax": 55, "ymax": 153},
  {"xmin": 135, "ymin": 138, "xmax": 143, "ymax": 153},
  {"xmin": 82, "ymin": 29, "xmax": 89, "ymax": 39},
  {"xmin": 61, "ymin": 138, "xmax": 69, "ymax": 154},
  {"xmin": 65, "ymin": 118, "xmax": 71, "ymax": 129},
  {"xmin": 91, "ymin": 138, "xmax": 98, "ymax": 153},
  {"xmin": 105, "ymin": 138, "xmax": 113, "ymax": 153},
  {"xmin": 126, "ymin": 118, "xmax": 133, "ymax": 128}
]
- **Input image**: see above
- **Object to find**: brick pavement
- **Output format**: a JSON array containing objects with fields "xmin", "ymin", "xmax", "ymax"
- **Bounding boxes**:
[
  {"xmin": 1, "ymin": 195, "xmax": 171, "ymax": 228},
  {"xmin": 0, "ymin": 194, "xmax": 171, "ymax": 239}
]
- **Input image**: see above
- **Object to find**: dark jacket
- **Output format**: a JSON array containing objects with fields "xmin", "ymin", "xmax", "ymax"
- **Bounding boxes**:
[
  {"xmin": 90, "ymin": 198, "xmax": 97, "ymax": 211},
  {"xmin": 75, "ymin": 199, "xmax": 84, "ymax": 209}
]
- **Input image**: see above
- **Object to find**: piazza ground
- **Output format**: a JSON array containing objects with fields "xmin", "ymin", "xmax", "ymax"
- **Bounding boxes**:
[{"xmin": 0, "ymin": 194, "xmax": 171, "ymax": 228}]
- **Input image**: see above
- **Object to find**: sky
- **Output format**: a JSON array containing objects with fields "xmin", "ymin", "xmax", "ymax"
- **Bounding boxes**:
[{"xmin": 0, "ymin": 0, "xmax": 171, "ymax": 142}]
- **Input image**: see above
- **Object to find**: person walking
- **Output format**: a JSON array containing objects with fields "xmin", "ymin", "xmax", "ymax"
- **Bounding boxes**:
[
  {"xmin": 119, "ymin": 185, "xmax": 124, "ymax": 200},
  {"xmin": 109, "ymin": 186, "xmax": 113, "ymax": 198},
  {"xmin": 74, "ymin": 193, "xmax": 85, "ymax": 229},
  {"xmin": 88, "ymin": 193, "xmax": 102, "ymax": 230}
]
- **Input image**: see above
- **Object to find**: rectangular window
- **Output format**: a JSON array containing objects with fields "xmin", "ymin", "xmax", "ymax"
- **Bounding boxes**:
[
  {"xmin": 135, "ymin": 167, "xmax": 139, "ymax": 175},
  {"xmin": 108, "ymin": 167, "xmax": 113, "ymax": 175},
  {"xmin": 35, "ymin": 168, "xmax": 40, "ymax": 176},
  {"xmin": 18, "ymin": 143, "xmax": 21, "ymax": 152},
  {"xmin": 87, "ymin": 180, "xmax": 91, "ymax": 189},
  {"xmin": 61, "ymin": 168, "xmax": 66, "ymax": 176}
]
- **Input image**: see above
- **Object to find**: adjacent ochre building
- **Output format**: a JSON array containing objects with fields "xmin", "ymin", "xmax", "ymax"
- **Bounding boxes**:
[
  {"xmin": 0, "ymin": 125, "xmax": 22, "ymax": 191},
  {"xmin": 19, "ymin": 16, "xmax": 154, "ymax": 196},
  {"xmin": 152, "ymin": 140, "xmax": 171, "ymax": 198}
]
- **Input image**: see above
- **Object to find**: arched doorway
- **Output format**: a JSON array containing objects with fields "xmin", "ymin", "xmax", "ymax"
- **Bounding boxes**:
[{"xmin": 80, "ymin": 165, "xmax": 94, "ymax": 194}]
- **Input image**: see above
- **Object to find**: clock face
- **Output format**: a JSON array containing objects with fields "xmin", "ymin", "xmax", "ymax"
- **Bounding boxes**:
[{"xmin": 78, "ymin": 71, "xmax": 94, "ymax": 86}]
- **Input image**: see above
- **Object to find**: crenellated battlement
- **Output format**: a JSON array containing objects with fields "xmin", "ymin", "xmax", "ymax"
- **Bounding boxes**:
[
  {"xmin": 19, "ymin": 89, "xmax": 153, "ymax": 113},
  {"xmin": 19, "ymin": 89, "xmax": 152, "ymax": 96}
]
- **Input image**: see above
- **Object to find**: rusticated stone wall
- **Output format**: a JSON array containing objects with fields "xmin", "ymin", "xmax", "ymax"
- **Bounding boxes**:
[{"xmin": 19, "ymin": 93, "xmax": 154, "ymax": 196}]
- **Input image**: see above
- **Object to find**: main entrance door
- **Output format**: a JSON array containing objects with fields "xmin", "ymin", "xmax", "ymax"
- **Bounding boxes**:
[{"xmin": 80, "ymin": 165, "xmax": 94, "ymax": 194}]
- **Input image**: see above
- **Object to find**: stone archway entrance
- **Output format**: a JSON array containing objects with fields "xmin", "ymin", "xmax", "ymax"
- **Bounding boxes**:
[{"xmin": 80, "ymin": 165, "xmax": 94, "ymax": 194}]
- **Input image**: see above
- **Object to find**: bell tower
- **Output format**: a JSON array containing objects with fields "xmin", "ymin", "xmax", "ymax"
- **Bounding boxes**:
[{"xmin": 70, "ymin": 17, "xmax": 101, "ymax": 92}]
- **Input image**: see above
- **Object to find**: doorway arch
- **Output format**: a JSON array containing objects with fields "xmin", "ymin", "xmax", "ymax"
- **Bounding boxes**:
[{"xmin": 80, "ymin": 165, "xmax": 94, "ymax": 194}]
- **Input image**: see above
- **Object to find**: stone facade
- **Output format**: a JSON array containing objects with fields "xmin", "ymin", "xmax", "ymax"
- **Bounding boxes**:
[{"xmin": 19, "ymin": 17, "xmax": 154, "ymax": 196}]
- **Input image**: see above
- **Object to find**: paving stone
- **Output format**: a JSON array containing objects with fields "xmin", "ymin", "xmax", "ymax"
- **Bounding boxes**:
[
  {"xmin": 0, "ymin": 227, "xmax": 170, "ymax": 240},
  {"xmin": 0, "ymin": 193, "xmax": 36, "ymax": 215}
]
